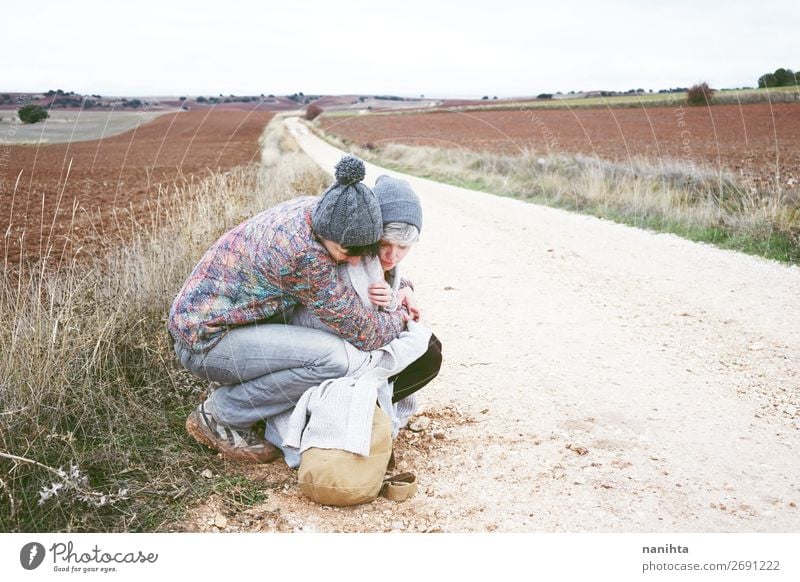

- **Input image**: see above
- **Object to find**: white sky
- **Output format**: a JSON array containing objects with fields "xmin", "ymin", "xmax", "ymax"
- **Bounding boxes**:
[{"xmin": 3, "ymin": 0, "xmax": 797, "ymax": 98}]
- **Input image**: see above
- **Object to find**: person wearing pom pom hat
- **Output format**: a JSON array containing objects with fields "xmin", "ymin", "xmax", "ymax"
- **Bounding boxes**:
[{"xmin": 169, "ymin": 155, "xmax": 410, "ymax": 463}]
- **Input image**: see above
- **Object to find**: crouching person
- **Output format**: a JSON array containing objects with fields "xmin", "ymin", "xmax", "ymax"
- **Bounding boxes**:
[
  {"xmin": 270, "ymin": 175, "xmax": 442, "ymax": 506},
  {"xmin": 168, "ymin": 156, "xmax": 408, "ymax": 463}
]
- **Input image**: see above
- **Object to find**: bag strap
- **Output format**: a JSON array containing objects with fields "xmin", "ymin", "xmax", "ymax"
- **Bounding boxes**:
[{"xmin": 380, "ymin": 472, "xmax": 417, "ymax": 502}]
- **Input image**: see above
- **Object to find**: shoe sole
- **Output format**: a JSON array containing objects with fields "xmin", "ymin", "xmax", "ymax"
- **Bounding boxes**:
[{"xmin": 185, "ymin": 410, "xmax": 281, "ymax": 464}]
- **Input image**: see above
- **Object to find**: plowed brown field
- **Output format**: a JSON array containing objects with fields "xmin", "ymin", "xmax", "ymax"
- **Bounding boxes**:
[
  {"xmin": 319, "ymin": 103, "xmax": 800, "ymax": 192},
  {"xmin": 1, "ymin": 109, "xmax": 272, "ymax": 265}
]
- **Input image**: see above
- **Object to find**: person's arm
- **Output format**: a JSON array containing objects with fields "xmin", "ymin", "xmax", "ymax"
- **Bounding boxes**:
[{"xmin": 285, "ymin": 249, "xmax": 407, "ymax": 350}]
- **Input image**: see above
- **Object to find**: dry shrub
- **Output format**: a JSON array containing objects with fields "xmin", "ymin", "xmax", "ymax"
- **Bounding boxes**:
[
  {"xmin": 305, "ymin": 105, "xmax": 323, "ymax": 121},
  {"xmin": 687, "ymin": 82, "xmax": 715, "ymax": 106}
]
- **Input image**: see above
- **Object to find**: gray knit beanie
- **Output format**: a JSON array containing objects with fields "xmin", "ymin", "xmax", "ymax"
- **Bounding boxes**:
[
  {"xmin": 312, "ymin": 156, "xmax": 383, "ymax": 247},
  {"xmin": 373, "ymin": 175, "xmax": 423, "ymax": 233}
]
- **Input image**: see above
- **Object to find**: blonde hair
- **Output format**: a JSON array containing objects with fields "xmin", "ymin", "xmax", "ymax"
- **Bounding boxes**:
[{"xmin": 382, "ymin": 222, "xmax": 419, "ymax": 244}]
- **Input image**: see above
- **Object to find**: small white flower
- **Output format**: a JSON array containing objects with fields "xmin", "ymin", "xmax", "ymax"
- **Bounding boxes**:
[{"xmin": 38, "ymin": 482, "xmax": 65, "ymax": 505}]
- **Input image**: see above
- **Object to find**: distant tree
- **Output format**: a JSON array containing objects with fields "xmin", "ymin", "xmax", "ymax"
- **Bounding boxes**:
[
  {"xmin": 758, "ymin": 73, "xmax": 775, "ymax": 88},
  {"xmin": 687, "ymin": 82, "xmax": 714, "ymax": 105},
  {"xmin": 493, "ymin": 96, "xmax": 498, "ymax": 99},
  {"xmin": 18, "ymin": 104, "xmax": 49, "ymax": 124},
  {"xmin": 196, "ymin": 96, "xmax": 207, "ymax": 103},
  {"xmin": 537, "ymin": 93, "xmax": 553, "ymax": 100},
  {"xmin": 179, "ymin": 96, "xmax": 186, "ymax": 101},
  {"xmin": 482, "ymin": 96, "xmax": 488, "ymax": 100},
  {"xmin": 758, "ymin": 67, "xmax": 799, "ymax": 88},
  {"xmin": 773, "ymin": 68, "xmax": 791, "ymax": 86}
]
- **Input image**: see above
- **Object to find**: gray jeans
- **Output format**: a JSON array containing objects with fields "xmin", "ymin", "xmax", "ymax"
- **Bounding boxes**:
[{"xmin": 174, "ymin": 323, "xmax": 357, "ymax": 429}]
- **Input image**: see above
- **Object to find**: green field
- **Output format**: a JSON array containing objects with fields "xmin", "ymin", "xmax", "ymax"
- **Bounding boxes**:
[{"xmin": 0, "ymin": 109, "xmax": 174, "ymax": 144}]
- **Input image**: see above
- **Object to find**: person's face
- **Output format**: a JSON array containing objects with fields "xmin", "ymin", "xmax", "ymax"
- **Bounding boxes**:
[
  {"xmin": 320, "ymin": 239, "xmax": 361, "ymax": 265},
  {"xmin": 378, "ymin": 241, "xmax": 412, "ymax": 271}
]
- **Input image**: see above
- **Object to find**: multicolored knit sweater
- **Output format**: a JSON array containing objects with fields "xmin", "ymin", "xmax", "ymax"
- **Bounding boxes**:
[{"xmin": 168, "ymin": 196, "xmax": 406, "ymax": 353}]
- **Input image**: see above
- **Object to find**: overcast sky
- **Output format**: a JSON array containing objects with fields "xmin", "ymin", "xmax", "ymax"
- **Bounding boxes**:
[{"xmin": 3, "ymin": 0, "xmax": 797, "ymax": 98}]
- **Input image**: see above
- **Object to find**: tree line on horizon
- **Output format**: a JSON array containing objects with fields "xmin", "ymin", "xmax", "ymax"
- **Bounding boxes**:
[
  {"xmin": 757, "ymin": 67, "xmax": 800, "ymax": 88},
  {"xmin": 7, "ymin": 69, "xmax": 799, "ymax": 126}
]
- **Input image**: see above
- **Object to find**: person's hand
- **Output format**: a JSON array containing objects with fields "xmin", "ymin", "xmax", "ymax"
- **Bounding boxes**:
[
  {"xmin": 368, "ymin": 280, "xmax": 393, "ymax": 308},
  {"xmin": 397, "ymin": 287, "xmax": 421, "ymax": 322}
]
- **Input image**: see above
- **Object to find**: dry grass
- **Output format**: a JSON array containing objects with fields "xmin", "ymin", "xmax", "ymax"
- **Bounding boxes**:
[
  {"xmin": 0, "ymin": 117, "xmax": 330, "ymax": 532},
  {"xmin": 314, "ymin": 126, "xmax": 799, "ymax": 263}
]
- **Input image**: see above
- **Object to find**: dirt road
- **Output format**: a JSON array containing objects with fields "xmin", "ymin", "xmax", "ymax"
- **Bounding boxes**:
[{"xmin": 187, "ymin": 117, "xmax": 800, "ymax": 532}]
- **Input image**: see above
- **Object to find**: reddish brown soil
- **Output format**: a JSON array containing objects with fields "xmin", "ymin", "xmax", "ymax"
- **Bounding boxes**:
[
  {"xmin": 320, "ymin": 103, "xmax": 800, "ymax": 192},
  {"xmin": 1, "ymin": 109, "xmax": 272, "ymax": 265},
  {"xmin": 180, "ymin": 99, "xmax": 300, "ymax": 111}
]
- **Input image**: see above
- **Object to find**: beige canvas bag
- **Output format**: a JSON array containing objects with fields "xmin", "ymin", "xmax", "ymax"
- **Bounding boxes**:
[
  {"xmin": 298, "ymin": 405, "xmax": 393, "ymax": 506},
  {"xmin": 298, "ymin": 405, "xmax": 418, "ymax": 506}
]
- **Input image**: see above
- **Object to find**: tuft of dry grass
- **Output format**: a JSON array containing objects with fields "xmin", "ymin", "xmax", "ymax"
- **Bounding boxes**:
[{"xmin": 0, "ymin": 117, "xmax": 330, "ymax": 532}]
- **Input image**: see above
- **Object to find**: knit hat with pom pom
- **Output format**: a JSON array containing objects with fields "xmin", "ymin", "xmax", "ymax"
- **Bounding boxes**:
[{"xmin": 312, "ymin": 155, "xmax": 383, "ymax": 247}]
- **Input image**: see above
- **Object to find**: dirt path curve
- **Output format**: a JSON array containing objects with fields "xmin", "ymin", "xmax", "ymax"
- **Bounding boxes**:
[{"xmin": 240, "ymin": 117, "xmax": 800, "ymax": 532}]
